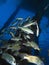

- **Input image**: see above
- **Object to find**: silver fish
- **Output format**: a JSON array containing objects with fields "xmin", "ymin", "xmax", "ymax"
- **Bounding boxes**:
[
  {"xmin": 11, "ymin": 37, "xmax": 22, "ymax": 41},
  {"xmin": 2, "ymin": 53, "xmax": 16, "ymax": 65},
  {"xmin": 11, "ymin": 21, "xmax": 17, "ymax": 26},
  {"xmin": 16, "ymin": 18, "xmax": 23, "ymax": 21},
  {"xmin": 5, "ymin": 29, "xmax": 15, "ymax": 37},
  {"xmin": 1, "ymin": 29, "xmax": 5, "ymax": 33},
  {"xmin": 8, "ymin": 43, "xmax": 21, "ymax": 51},
  {"xmin": 23, "ymin": 41, "xmax": 40, "ymax": 51},
  {"xmin": 44, "ymin": 4, "xmax": 49, "ymax": 10},
  {"xmin": 26, "ymin": 35, "xmax": 30, "ymax": 39},
  {"xmin": 25, "ymin": 16, "xmax": 31, "ymax": 21},
  {"xmin": 10, "ymin": 32, "xmax": 15, "ymax": 38},
  {"xmin": 11, "ymin": 18, "xmax": 23, "ymax": 26},
  {"xmin": 23, "ymin": 21, "xmax": 36, "ymax": 27},
  {"xmin": 35, "ymin": 22, "xmax": 39, "ymax": 37},
  {"xmin": 0, "ymin": 40, "xmax": 20, "ymax": 52},
  {"xmin": 18, "ymin": 27, "xmax": 34, "ymax": 34},
  {"xmin": 23, "ymin": 21, "xmax": 39, "ymax": 37},
  {"xmin": 24, "ymin": 35, "xmax": 30, "ymax": 39},
  {"xmin": 20, "ymin": 53, "xmax": 44, "ymax": 65},
  {"xmin": 10, "ymin": 26, "xmax": 17, "ymax": 30}
]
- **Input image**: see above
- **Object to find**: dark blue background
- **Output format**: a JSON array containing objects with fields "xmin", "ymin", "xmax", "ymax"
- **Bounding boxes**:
[{"xmin": 0, "ymin": 0, "xmax": 49, "ymax": 65}]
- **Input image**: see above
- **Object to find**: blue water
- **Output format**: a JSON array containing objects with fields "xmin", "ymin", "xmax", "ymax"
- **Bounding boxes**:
[{"xmin": 0, "ymin": 0, "xmax": 49, "ymax": 65}]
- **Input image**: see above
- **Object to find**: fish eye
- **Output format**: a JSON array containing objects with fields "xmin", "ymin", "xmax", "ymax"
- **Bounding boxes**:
[{"xmin": 14, "ymin": 61, "xmax": 16, "ymax": 63}]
